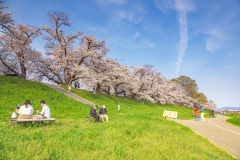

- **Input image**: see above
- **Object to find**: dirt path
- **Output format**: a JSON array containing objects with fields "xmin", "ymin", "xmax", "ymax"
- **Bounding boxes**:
[
  {"xmin": 43, "ymin": 83, "xmax": 95, "ymax": 106},
  {"xmin": 173, "ymin": 115, "xmax": 240, "ymax": 159}
]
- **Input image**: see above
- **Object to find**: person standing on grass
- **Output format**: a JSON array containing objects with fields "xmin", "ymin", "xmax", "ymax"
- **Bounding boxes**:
[
  {"xmin": 68, "ymin": 84, "xmax": 71, "ymax": 92},
  {"xmin": 18, "ymin": 99, "xmax": 34, "ymax": 119},
  {"xmin": 193, "ymin": 108, "xmax": 200, "ymax": 121},
  {"xmin": 37, "ymin": 100, "xmax": 50, "ymax": 119},
  {"xmin": 200, "ymin": 106, "xmax": 205, "ymax": 121},
  {"xmin": 99, "ymin": 105, "xmax": 108, "ymax": 122},
  {"xmin": 90, "ymin": 105, "xmax": 100, "ymax": 123}
]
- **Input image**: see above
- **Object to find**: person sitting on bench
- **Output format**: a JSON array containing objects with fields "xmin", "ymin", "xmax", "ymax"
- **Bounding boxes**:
[
  {"xmin": 90, "ymin": 105, "xmax": 100, "ymax": 123},
  {"xmin": 18, "ymin": 99, "xmax": 34, "ymax": 119},
  {"xmin": 37, "ymin": 100, "xmax": 51, "ymax": 119},
  {"xmin": 99, "ymin": 105, "xmax": 108, "ymax": 122}
]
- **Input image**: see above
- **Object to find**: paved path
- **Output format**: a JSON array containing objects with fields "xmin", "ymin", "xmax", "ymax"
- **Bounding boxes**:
[
  {"xmin": 173, "ymin": 115, "xmax": 240, "ymax": 159},
  {"xmin": 43, "ymin": 83, "xmax": 95, "ymax": 106}
]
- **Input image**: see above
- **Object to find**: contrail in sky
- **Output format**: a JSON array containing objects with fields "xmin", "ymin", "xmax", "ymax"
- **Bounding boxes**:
[{"xmin": 174, "ymin": 0, "xmax": 193, "ymax": 76}]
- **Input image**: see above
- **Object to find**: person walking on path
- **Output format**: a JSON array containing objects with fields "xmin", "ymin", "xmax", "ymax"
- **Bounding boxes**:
[
  {"xmin": 193, "ymin": 108, "xmax": 200, "ymax": 121},
  {"xmin": 99, "ymin": 105, "xmax": 108, "ymax": 122},
  {"xmin": 90, "ymin": 105, "xmax": 100, "ymax": 123},
  {"xmin": 200, "ymin": 106, "xmax": 205, "ymax": 121},
  {"xmin": 212, "ymin": 110, "xmax": 215, "ymax": 118},
  {"xmin": 209, "ymin": 110, "xmax": 212, "ymax": 118}
]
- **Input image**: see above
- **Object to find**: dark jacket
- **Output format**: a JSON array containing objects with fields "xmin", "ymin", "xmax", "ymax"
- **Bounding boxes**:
[
  {"xmin": 99, "ymin": 108, "xmax": 107, "ymax": 115},
  {"xmin": 90, "ymin": 107, "xmax": 97, "ymax": 116}
]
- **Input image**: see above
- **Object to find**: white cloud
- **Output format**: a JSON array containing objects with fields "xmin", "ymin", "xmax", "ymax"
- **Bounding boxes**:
[
  {"xmin": 119, "ymin": 38, "xmax": 155, "ymax": 49},
  {"xmin": 204, "ymin": 26, "xmax": 231, "ymax": 52},
  {"xmin": 198, "ymin": 1, "xmax": 240, "ymax": 53},
  {"xmin": 154, "ymin": 0, "xmax": 194, "ymax": 14},
  {"xmin": 113, "ymin": 10, "xmax": 143, "ymax": 24},
  {"xmin": 205, "ymin": 27, "xmax": 229, "ymax": 40},
  {"xmin": 132, "ymin": 32, "xmax": 140, "ymax": 39},
  {"xmin": 137, "ymin": 39, "xmax": 155, "ymax": 48},
  {"xmin": 174, "ymin": 0, "xmax": 194, "ymax": 12},
  {"xmin": 205, "ymin": 38, "xmax": 223, "ymax": 53},
  {"xmin": 96, "ymin": 0, "xmax": 126, "ymax": 6},
  {"xmin": 89, "ymin": 27, "xmax": 108, "ymax": 33},
  {"xmin": 154, "ymin": 0, "xmax": 175, "ymax": 14},
  {"xmin": 117, "ymin": 10, "xmax": 134, "ymax": 21}
]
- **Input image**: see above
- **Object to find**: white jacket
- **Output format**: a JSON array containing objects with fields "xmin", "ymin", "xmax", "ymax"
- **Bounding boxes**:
[
  {"xmin": 18, "ymin": 105, "xmax": 34, "ymax": 115},
  {"xmin": 40, "ymin": 104, "xmax": 51, "ymax": 118}
]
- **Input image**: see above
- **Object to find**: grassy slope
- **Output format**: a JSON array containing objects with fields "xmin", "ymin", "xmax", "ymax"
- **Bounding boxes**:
[
  {"xmin": 225, "ymin": 113, "xmax": 240, "ymax": 127},
  {"xmin": 0, "ymin": 76, "xmax": 234, "ymax": 160}
]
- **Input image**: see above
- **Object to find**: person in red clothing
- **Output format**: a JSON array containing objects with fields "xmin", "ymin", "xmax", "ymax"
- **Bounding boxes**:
[{"xmin": 193, "ymin": 108, "xmax": 200, "ymax": 121}]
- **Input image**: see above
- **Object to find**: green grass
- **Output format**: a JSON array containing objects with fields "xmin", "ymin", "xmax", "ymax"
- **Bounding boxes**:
[
  {"xmin": 225, "ymin": 113, "xmax": 240, "ymax": 127},
  {"xmin": 0, "ymin": 76, "xmax": 235, "ymax": 159}
]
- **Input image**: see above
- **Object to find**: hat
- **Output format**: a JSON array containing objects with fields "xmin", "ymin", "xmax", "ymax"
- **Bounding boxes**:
[
  {"xmin": 103, "ymin": 105, "xmax": 105, "ymax": 108},
  {"xmin": 40, "ymin": 100, "xmax": 45, "ymax": 104}
]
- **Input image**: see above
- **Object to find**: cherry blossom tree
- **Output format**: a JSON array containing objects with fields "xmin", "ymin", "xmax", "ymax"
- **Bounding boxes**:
[
  {"xmin": 201, "ymin": 100, "xmax": 217, "ymax": 111},
  {"xmin": 127, "ymin": 65, "xmax": 162, "ymax": 102},
  {"xmin": 38, "ymin": 11, "xmax": 109, "ymax": 85},
  {"xmin": 0, "ymin": 24, "xmax": 41, "ymax": 79},
  {"xmin": 108, "ymin": 63, "xmax": 132, "ymax": 96},
  {"xmin": 0, "ymin": 1, "xmax": 14, "ymax": 30},
  {"xmin": 80, "ymin": 57, "xmax": 133, "ymax": 97},
  {"xmin": 79, "ymin": 57, "xmax": 116, "ymax": 93}
]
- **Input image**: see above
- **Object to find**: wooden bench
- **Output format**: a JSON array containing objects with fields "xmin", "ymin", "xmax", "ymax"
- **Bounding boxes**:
[
  {"xmin": 84, "ymin": 116, "xmax": 94, "ymax": 123},
  {"xmin": 9, "ymin": 118, "xmax": 56, "ymax": 129}
]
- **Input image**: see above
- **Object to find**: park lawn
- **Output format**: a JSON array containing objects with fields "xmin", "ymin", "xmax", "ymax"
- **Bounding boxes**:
[
  {"xmin": 61, "ymin": 85, "xmax": 210, "ymax": 120},
  {"xmin": 225, "ymin": 113, "xmax": 240, "ymax": 127},
  {"xmin": 0, "ymin": 76, "xmax": 234, "ymax": 159}
]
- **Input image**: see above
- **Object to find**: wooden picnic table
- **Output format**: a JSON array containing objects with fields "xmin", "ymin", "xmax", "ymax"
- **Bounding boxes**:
[{"xmin": 9, "ymin": 118, "xmax": 56, "ymax": 129}]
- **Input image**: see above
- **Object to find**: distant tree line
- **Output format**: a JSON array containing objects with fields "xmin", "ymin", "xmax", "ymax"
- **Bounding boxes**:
[{"xmin": 0, "ymin": 2, "xmax": 216, "ymax": 110}]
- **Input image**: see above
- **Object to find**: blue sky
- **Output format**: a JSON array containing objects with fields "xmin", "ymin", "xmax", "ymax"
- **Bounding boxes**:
[{"xmin": 4, "ymin": 0, "xmax": 240, "ymax": 108}]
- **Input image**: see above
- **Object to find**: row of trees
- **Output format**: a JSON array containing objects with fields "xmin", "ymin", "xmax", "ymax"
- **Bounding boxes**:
[{"xmin": 0, "ymin": 2, "xmax": 216, "ymax": 111}]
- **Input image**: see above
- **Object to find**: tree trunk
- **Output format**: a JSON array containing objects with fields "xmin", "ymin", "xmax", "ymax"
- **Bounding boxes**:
[
  {"xmin": 114, "ymin": 87, "xmax": 118, "ymax": 96},
  {"xmin": 19, "ymin": 63, "xmax": 26, "ymax": 79},
  {"xmin": 96, "ymin": 83, "xmax": 101, "ymax": 93},
  {"xmin": 107, "ymin": 86, "xmax": 110, "ymax": 94}
]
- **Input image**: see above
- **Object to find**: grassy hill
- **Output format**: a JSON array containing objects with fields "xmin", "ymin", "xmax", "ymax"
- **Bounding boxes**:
[
  {"xmin": 226, "ymin": 113, "xmax": 240, "ymax": 127},
  {"xmin": 0, "ymin": 76, "xmax": 234, "ymax": 159}
]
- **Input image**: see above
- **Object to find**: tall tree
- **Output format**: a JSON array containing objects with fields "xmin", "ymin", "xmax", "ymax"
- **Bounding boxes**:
[
  {"xmin": 39, "ymin": 11, "xmax": 109, "ymax": 85},
  {"xmin": 129, "ymin": 65, "xmax": 161, "ymax": 102},
  {"xmin": 195, "ymin": 92, "xmax": 208, "ymax": 103},
  {"xmin": 81, "ymin": 57, "xmax": 133, "ymax": 96},
  {"xmin": 108, "ymin": 63, "xmax": 132, "ymax": 96},
  {"xmin": 171, "ymin": 75, "xmax": 199, "ymax": 98},
  {"xmin": 0, "ymin": 1, "xmax": 14, "ymax": 30},
  {"xmin": 80, "ymin": 57, "xmax": 117, "ymax": 93},
  {"xmin": 0, "ymin": 24, "xmax": 41, "ymax": 79}
]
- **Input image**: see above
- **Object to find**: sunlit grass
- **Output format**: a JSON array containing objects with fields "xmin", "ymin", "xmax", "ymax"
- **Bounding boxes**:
[
  {"xmin": 226, "ymin": 113, "xmax": 240, "ymax": 127},
  {"xmin": 0, "ymin": 76, "xmax": 234, "ymax": 159}
]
